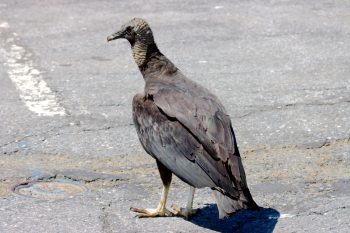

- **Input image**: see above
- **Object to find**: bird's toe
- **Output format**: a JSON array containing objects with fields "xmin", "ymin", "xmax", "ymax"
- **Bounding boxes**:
[
  {"xmin": 130, "ymin": 207, "xmax": 174, "ymax": 218},
  {"xmin": 130, "ymin": 207, "xmax": 150, "ymax": 214}
]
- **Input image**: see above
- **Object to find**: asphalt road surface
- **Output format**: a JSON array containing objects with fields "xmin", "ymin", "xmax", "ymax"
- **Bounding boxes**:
[{"xmin": 0, "ymin": 0, "xmax": 349, "ymax": 232}]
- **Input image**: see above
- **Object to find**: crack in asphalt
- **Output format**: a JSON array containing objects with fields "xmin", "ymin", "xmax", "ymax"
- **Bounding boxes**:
[
  {"xmin": 31, "ymin": 172, "xmax": 128, "ymax": 184},
  {"xmin": 296, "ymin": 205, "xmax": 350, "ymax": 218},
  {"xmin": 82, "ymin": 126, "xmax": 113, "ymax": 132},
  {"xmin": 0, "ymin": 123, "xmax": 121, "ymax": 155},
  {"xmin": 0, "ymin": 123, "xmax": 71, "ymax": 148},
  {"xmin": 242, "ymin": 137, "xmax": 350, "ymax": 155},
  {"xmin": 235, "ymin": 98, "xmax": 350, "ymax": 119},
  {"xmin": 99, "ymin": 201, "xmax": 114, "ymax": 233}
]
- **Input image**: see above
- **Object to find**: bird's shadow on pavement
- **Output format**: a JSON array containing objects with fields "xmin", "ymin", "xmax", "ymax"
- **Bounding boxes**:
[{"xmin": 189, "ymin": 204, "xmax": 280, "ymax": 233}]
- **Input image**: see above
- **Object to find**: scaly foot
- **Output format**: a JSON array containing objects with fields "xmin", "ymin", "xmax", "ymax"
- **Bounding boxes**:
[{"xmin": 130, "ymin": 207, "xmax": 174, "ymax": 218}]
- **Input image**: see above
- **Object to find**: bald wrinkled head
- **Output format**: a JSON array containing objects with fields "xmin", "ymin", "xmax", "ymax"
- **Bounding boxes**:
[
  {"xmin": 107, "ymin": 18, "xmax": 157, "ymax": 66},
  {"xmin": 107, "ymin": 18, "xmax": 154, "ymax": 46}
]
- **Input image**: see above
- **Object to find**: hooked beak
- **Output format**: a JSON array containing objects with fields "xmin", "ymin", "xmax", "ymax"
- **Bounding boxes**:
[{"xmin": 106, "ymin": 31, "xmax": 124, "ymax": 42}]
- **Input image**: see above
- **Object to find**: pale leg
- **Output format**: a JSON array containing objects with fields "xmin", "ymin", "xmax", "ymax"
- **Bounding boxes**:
[
  {"xmin": 130, "ymin": 160, "xmax": 174, "ymax": 218},
  {"xmin": 130, "ymin": 182, "xmax": 174, "ymax": 218}
]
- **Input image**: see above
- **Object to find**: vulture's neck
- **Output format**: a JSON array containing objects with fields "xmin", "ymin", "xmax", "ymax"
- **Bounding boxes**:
[
  {"xmin": 131, "ymin": 38, "xmax": 159, "ymax": 66},
  {"xmin": 136, "ymin": 43, "xmax": 178, "ymax": 80}
]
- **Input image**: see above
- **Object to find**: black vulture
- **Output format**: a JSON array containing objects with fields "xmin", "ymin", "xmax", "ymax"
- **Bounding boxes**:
[{"xmin": 107, "ymin": 18, "xmax": 258, "ymax": 219}]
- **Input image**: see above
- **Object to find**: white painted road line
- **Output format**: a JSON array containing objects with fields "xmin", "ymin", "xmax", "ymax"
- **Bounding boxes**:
[{"xmin": 0, "ymin": 21, "xmax": 66, "ymax": 116}]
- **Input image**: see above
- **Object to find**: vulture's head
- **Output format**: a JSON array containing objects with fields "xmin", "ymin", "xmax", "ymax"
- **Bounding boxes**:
[
  {"xmin": 107, "ymin": 18, "xmax": 154, "ymax": 47},
  {"xmin": 107, "ymin": 18, "xmax": 157, "ymax": 67}
]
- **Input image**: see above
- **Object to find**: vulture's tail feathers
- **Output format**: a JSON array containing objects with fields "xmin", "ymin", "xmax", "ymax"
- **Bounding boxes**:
[{"xmin": 213, "ymin": 188, "xmax": 259, "ymax": 219}]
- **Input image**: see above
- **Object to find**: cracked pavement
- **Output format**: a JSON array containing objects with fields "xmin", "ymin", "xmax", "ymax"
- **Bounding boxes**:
[{"xmin": 0, "ymin": 0, "xmax": 350, "ymax": 232}]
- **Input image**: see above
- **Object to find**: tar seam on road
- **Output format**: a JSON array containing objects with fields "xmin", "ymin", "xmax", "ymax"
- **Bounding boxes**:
[{"xmin": 0, "ymin": 21, "xmax": 66, "ymax": 116}]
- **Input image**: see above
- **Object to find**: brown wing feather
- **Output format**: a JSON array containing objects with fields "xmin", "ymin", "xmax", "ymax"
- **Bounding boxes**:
[
  {"xmin": 143, "ymin": 72, "xmax": 249, "ymax": 197},
  {"xmin": 133, "ymin": 94, "xmax": 239, "ymax": 195}
]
